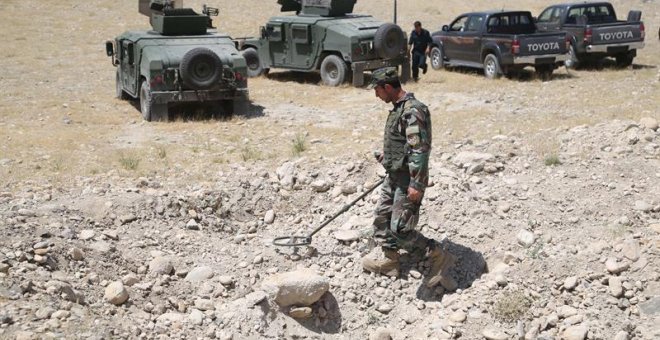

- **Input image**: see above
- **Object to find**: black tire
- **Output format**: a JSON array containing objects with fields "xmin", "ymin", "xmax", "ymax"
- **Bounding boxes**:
[
  {"xmin": 139, "ymin": 81, "xmax": 168, "ymax": 122},
  {"xmin": 615, "ymin": 50, "xmax": 634, "ymax": 68},
  {"xmin": 116, "ymin": 69, "xmax": 129, "ymax": 100},
  {"xmin": 483, "ymin": 54, "xmax": 501, "ymax": 79},
  {"xmin": 319, "ymin": 55, "xmax": 347, "ymax": 87},
  {"xmin": 374, "ymin": 23, "xmax": 405, "ymax": 60},
  {"xmin": 242, "ymin": 47, "xmax": 264, "ymax": 77},
  {"xmin": 565, "ymin": 43, "xmax": 579, "ymax": 69},
  {"xmin": 535, "ymin": 65, "xmax": 553, "ymax": 81},
  {"xmin": 430, "ymin": 46, "xmax": 444, "ymax": 70},
  {"xmin": 180, "ymin": 47, "xmax": 223, "ymax": 90}
]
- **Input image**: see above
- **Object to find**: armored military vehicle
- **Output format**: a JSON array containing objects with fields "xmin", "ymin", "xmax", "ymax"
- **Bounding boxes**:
[
  {"xmin": 234, "ymin": 0, "xmax": 410, "ymax": 87},
  {"xmin": 106, "ymin": 0, "xmax": 249, "ymax": 121}
]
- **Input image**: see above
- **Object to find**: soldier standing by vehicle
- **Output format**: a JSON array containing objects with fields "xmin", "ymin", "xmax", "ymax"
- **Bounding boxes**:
[
  {"xmin": 408, "ymin": 21, "xmax": 433, "ymax": 81},
  {"xmin": 362, "ymin": 67, "xmax": 456, "ymax": 291}
]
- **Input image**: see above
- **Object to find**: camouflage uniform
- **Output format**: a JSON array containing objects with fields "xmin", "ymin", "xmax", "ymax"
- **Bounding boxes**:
[{"xmin": 370, "ymin": 70, "xmax": 433, "ymax": 253}]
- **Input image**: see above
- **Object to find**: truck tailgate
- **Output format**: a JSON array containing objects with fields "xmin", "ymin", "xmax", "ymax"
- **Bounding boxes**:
[
  {"xmin": 590, "ymin": 22, "xmax": 644, "ymax": 45},
  {"xmin": 517, "ymin": 33, "xmax": 567, "ymax": 56}
]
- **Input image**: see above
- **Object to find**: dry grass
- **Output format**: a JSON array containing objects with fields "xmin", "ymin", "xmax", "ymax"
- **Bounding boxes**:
[
  {"xmin": 0, "ymin": 0, "xmax": 658, "ymax": 189},
  {"xmin": 492, "ymin": 290, "xmax": 533, "ymax": 322}
]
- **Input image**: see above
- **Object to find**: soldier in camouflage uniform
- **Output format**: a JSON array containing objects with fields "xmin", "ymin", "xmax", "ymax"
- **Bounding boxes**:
[{"xmin": 362, "ymin": 67, "xmax": 456, "ymax": 290}]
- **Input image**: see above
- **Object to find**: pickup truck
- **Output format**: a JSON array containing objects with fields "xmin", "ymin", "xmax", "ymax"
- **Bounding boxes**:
[
  {"xmin": 535, "ymin": 2, "xmax": 645, "ymax": 68},
  {"xmin": 430, "ymin": 11, "xmax": 569, "ymax": 80}
]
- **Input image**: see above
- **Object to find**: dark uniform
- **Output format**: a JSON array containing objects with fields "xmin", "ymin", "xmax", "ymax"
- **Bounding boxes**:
[{"xmin": 409, "ymin": 28, "xmax": 433, "ymax": 80}]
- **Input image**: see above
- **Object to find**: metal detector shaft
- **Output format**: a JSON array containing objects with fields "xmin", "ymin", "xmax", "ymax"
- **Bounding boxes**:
[
  {"xmin": 272, "ymin": 178, "xmax": 385, "ymax": 246},
  {"xmin": 306, "ymin": 178, "xmax": 385, "ymax": 239}
]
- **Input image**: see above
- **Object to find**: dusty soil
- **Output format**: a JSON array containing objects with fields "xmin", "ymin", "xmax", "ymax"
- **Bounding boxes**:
[{"xmin": 0, "ymin": 0, "xmax": 659, "ymax": 339}]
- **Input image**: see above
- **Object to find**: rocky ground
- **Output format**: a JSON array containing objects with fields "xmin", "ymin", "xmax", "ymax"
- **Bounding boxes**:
[
  {"xmin": 1, "ymin": 118, "xmax": 659, "ymax": 339},
  {"xmin": 1, "ymin": 0, "xmax": 660, "ymax": 339}
]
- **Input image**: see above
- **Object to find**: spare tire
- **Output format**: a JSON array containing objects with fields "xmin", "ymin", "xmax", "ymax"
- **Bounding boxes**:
[
  {"xmin": 180, "ymin": 47, "xmax": 223, "ymax": 90},
  {"xmin": 374, "ymin": 23, "xmax": 405, "ymax": 60}
]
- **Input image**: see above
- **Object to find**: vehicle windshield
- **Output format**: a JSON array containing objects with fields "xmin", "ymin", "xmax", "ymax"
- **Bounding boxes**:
[{"xmin": 486, "ymin": 13, "xmax": 535, "ymax": 34}]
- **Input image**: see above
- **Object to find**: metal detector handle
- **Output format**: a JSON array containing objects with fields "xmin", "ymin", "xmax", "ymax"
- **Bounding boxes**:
[{"xmin": 306, "ymin": 178, "xmax": 385, "ymax": 239}]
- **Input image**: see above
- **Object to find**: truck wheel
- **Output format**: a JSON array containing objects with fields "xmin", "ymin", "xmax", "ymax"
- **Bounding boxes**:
[
  {"xmin": 483, "ymin": 54, "xmax": 501, "ymax": 79},
  {"xmin": 116, "ymin": 70, "xmax": 129, "ymax": 100},
  {"xmin": 140, "ymin": 81, "xmax": 168, "ymax": 122},
  {"xmin": 430, "ymin": 46, "xmax": 444, "ymax": 70},
  {"xmin": 320, "ymin": 55, "xmax": 347, "ymax": 87},
  {"xmin": 565, "ymin": 44, "xmax": 579, "ymax": 69},
  {"xmin": 374, "ymin": 23, "xmax": 405, "ymax": 60},
  {"xmin": 535, "ymin": 65, "xmax": 553, "ymax": 81},
  {"xmin": 180, "ymin": 47, "xmax": 223, "ymax": 90},
  {"xmin": 615, "ymin": 51, "xmax": 634, "ymax": 68},
  {"xmin": 242, "ymin": 47, "xmax": 264, "ymax": 77}
]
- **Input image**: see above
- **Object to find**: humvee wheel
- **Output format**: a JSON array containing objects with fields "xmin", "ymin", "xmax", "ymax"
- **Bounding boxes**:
[
  {"xmin": 140, "ymin": 81, "xmax": 168, "ymax": 122},
  {"xmin": 320, "ymin": 55, "xmax": 347, "ymax": 86},
  {"xmin": 374, "ymin": 23, "xmax": 405, "ymax": 60},
  {"xmin": 242, "ymin": 48, "xmax": 264, "ymax": 77},
  {"xmin": 116, "ymin": 70, "xmax": 129, "ymax": 100}
]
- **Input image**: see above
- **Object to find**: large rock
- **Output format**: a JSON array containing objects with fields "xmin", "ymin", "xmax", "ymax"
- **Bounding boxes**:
[
  {"xmin": 640, "ymin": 117, "xmax": 659, "ymax": 131},
  {"xmin": 605, "ymin": 258, "xmax": 629, "ymax": 274},
  {"xmin": 452, "ymin": 152, "xmax": 494, "ymax": 168},
  {"xmin": 639, "ymin": 296, "xmax": 660, "ymax": 316},
  {"xmin": 276, "ymin": 161, "xmax": 296, "ymax": 189},
  {"xmin": 185, "ymin": 266, "xmax": 214, "ymax": 282},
  {"xmin": 621, "ymin": 240, "xmax": 641, "ymax": 261},
  {"xmin": 264, "ymin": 210, "xmax": 275, "ymax": 224},
  {"xmin": 609, "ymin": 276, "xmax": 624, "ymax": 298},
  {"xmin": 482, "ymin": 326, "xmax": 508, "ymax": 340},
  {"xmin": 149, "ymin": 257, "xmax": 173, "ymax": 275},
  {"xmin": 261, "ymin": 269, "xmax": 329, "ymax": 307},
  {"xmin": 104, "ymin": 281, "xmax": 129, "ymax": 305},
  {"xmin": 334, "ymin": 229, "xmax": 361, "ymax": 242},
  {"xmin": 310, "ymin": 179, "xmax": 332, "ymax": 193},
  {"xmin": 562, "ymin": 326, "xmax": 588, "ymax": 340},
  {"xmin": 516, "ymin": 229, "xmax": 536, "ymax": 247}
]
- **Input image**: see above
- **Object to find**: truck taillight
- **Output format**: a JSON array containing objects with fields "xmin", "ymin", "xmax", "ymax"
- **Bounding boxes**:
[
  {"xmin": 584, "ymin": 27, "xmax": 592, "ymax": 43},
  {"xmin": 511, "ymin": 39, "xmax": 520, "ymax": 55},
  {"xmin": 235, "ymin": 72, "xmax": 244, "ymax": 82},
  {"xmin": 640, "ymin": 23, "xmax": 645, "ymax": 40}
]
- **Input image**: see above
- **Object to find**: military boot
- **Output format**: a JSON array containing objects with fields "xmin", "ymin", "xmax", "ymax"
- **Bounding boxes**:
[
  {"xmin": 362, "ymin": 247, "xmax": 400, "ymax": 278},
  {"xmin": 425, "ymin": 243, "xmax": 457, "ymax": 290}
]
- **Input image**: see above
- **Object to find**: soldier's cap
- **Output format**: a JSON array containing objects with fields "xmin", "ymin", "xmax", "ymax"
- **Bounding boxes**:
[{"xmin": 367, "ymin": 67, "xmax": 399, "ymax": 89}]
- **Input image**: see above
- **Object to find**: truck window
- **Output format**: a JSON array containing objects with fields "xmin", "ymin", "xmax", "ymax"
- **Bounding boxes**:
[
  {"xmin": 465, "ymin": 15, "xmax": 484, "ymax": 32},
  {"xmin": 566, "ymin": 5, "xmax": 614, "ymax": 24},
  {"xmin": 487, "ymin": 13, "xmax": 535, "ymax": 34},
  {"xmin": 267, "ymin": 24, "xmax": 284, "ymax": 41},
  {"xmin": 449, "ymin": 16, "xmax": 469, "ymax": 32},
  {"xmin": 538, "ymin": 7, "xmax": 565, "ymax": 23}
]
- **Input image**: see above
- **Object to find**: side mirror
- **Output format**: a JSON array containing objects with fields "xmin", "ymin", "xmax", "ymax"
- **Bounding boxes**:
[
  {"xmin": 260, "ymin": 26, "xmax": 267, "ymax": 39},
  {"xmin": 127, "ymin": 43, "xmax": 135, "ymax": 65},
  {"xmin": 533, "ymin": 16, "xmax": 538, "ymax": 23},
  {"xmin": 442, "ymin": 25, "xmax": 449, "ymax": 32},
  {"xmin": 105, "ymin": 41, "xmax": 114, "ymax": 57}
]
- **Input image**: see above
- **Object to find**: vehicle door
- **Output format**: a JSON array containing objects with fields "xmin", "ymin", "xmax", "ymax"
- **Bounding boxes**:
[
  {"xmin": 287, "ymin": 23, "xmax": 316, "ymax": 70},
  {"xmin": 536, "ymin": 6, "xmax": 564, "ymax": 31},
  {"xmin": 120, "ymin": 39, "xmax": 138, "ymax": 96},
  {"xmin": 266, "ymin": 22, "xmax": 288, "ymax": 66},
  {"xmin": 442, "ymin": 15, "xmax": 470, "ymax": 61},
  {"xmin": 462, "ymin": 14, "xmax": 485, "ymax": 63}
]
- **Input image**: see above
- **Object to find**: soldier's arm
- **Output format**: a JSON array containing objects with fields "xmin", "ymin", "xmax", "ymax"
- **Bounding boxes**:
[{"xmin": 403, "ymin": 107, "xmax": 431, "ymax": 192}]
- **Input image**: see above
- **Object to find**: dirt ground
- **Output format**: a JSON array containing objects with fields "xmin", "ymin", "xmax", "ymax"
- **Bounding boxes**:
[{"xmin": 0, "ymin": 0, "xmax": 659, "ymax": 339}]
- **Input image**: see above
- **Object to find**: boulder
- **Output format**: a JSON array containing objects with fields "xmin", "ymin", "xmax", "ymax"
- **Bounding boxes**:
[{"xmin": 261, "ymin": 269, "xmax": 329, "ymax": 307}]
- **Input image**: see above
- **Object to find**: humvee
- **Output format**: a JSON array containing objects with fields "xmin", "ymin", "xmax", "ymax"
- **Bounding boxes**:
[
  {"xmin": 105, "ymin": 0, "xmax": 249, "ymax": 121},
  {"xmin": 234, "ymin": 0, "xmax": 410, "ymax": 87}
]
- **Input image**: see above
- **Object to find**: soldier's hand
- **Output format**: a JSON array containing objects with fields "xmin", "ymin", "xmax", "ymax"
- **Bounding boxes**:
[{"xmin": 407, "ymin": 187, "xmax": 422, "ymax": 203}]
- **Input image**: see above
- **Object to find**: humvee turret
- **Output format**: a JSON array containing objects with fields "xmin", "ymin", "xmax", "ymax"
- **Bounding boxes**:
[
  {"xmin": 234, "ymin": 0, "xmax": 410, "ymax": 87},
  {"xmin": 106, "ymin": 0, "xmax": 249, "ymax": 121}
]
